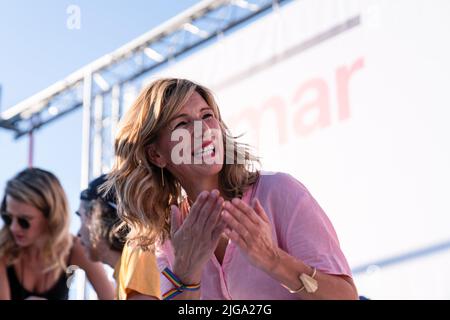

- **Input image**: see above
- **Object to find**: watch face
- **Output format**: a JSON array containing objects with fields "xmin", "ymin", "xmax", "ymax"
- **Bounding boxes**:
[
  {"xmin": 300, "ymin": 272, "xmax": 318, "ymax": 293},
  {"xmin": 281, "ymin": 268, "xmax": 318, "ymax": 294}
]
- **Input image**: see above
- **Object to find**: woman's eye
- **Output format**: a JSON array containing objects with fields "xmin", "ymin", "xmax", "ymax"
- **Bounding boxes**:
[
  {"xmin": 174, "ymin": 121, "xmax": 188, "ymax": 129},
  {"xmin": 202, "ymin": 113, "xmax": 213, "ymax": 119}
]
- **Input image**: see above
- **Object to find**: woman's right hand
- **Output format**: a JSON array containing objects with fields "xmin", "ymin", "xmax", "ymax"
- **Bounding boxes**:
[{"xmin": 170, "ymin": 189, "xmax": 225, "ymax": 284}]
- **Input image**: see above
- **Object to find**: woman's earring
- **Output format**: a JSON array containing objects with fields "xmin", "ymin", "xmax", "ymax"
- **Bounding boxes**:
[{"xmin": 161, "ymin": 166, "xmax": 165, "ymax": 187}]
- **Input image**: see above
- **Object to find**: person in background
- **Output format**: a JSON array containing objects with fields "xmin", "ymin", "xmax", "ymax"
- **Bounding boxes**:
[
  {"xmin": 0, "ymin": 168, "xmax": 114, "ymax": 300},
  {"xmin": 77, "ymin": 174, "xmax": 160, "ymax": 300}
]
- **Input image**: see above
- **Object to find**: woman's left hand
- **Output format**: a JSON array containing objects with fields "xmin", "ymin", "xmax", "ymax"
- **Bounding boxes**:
[{"xmin": 222, "ymin": 198, "xmax": 280, "ymax": 273}]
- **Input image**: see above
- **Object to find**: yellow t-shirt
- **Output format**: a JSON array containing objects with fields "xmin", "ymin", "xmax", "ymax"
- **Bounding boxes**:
[{"xmin": 113, "ymin": 242, "xmax": 161, "ymax": 300}]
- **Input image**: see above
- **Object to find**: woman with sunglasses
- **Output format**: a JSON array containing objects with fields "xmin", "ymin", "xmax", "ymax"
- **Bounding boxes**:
[{"xmin": 0, "ymin": 168, "xmax": 115, "ymax": 300}]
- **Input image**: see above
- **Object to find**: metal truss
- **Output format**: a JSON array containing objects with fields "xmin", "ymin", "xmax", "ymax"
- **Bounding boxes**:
[{"xmin": 0, "ymin": 0, "xmax": 290, "ymax": 187}]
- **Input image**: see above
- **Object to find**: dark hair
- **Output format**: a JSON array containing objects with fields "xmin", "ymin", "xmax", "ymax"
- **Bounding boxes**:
[
  {"xmin": 80, "ymin": 174, "xmax": 117, "ymax": 209},
  {"xmin": 80, "ymin": 175, "xmax": 128, "ymax": 252}
]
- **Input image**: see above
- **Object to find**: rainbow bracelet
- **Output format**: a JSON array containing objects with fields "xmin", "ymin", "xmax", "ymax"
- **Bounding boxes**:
[{"xmin": 162, "ymin": 267, "xmax": 201, "ymax": 300}]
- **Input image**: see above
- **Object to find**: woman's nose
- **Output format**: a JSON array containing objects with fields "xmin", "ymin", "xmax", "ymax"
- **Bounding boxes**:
[
  {"xmin": 202, "ymin": 119, "xmax": 211, "ymax": 133},
  {"xmin": 192, "ymin": 119, "xmax": 205, "ymax": 139},
  {"xmin": 10, "ymin": 219, "xmax": 21, "ymax": 232}
]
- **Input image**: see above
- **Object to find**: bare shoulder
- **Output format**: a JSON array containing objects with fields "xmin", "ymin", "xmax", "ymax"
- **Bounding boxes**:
[
  {"xmin": 0, "ymin": 255, "xmax": 8, "ymax": 271},
  {"xmin": 0, "ymin": 256, "xmax": 11, "ymax": 300}
]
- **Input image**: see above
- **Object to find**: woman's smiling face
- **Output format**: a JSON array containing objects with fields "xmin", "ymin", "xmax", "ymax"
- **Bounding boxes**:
[{"xmin": 150, "ymin": 91, "xmax": 225, "ymax": 183}]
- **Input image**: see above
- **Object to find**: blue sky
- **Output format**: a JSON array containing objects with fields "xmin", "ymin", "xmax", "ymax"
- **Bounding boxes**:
[{"xmin": 0, "ymin": 0, "xmax": 201, "ymax": 233}]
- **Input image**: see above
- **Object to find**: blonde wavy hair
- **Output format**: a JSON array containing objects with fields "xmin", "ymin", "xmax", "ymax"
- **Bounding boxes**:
[
  {"xmin": 107, "ymin": 78, "xmax": 260, "ymax": 249},
  {"xmin": 0, "ymin": 168, "xmax": 73, "ymax": 272}
]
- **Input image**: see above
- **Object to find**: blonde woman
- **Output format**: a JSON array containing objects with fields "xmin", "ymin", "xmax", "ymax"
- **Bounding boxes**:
[
  {"xmin": 0, "ymin": 168, "xmax": 114, "ymax": 300},
  {"xmin": 108, "ymin": 78, "xmax": 358, "ymax": 300}
]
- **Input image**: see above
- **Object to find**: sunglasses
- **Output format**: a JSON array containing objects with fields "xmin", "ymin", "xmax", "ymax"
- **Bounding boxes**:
[{"xmin": 1, "ymin": 213, "xmax": 31, "ymax": 230}]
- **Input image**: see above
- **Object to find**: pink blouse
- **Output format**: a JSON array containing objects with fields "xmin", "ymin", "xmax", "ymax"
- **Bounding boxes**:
[{"xmin": 156, "ymin": 172, "xmax": 352, "ymax": 299}]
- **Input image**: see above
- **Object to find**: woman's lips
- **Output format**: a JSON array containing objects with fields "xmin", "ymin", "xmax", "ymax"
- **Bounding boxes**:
[
  {"xmin": 13, "ymin": 234, "xmax": 25, "ymax": 242},
  {"xmin": 192, "ymin": 140, "xmax": 214, "ymax": 156}
]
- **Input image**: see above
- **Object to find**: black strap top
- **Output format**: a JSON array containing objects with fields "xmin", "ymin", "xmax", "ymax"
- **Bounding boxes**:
[{"xmin": 6, "ymin": 247, "xmax": 74, "ymax": 300}]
